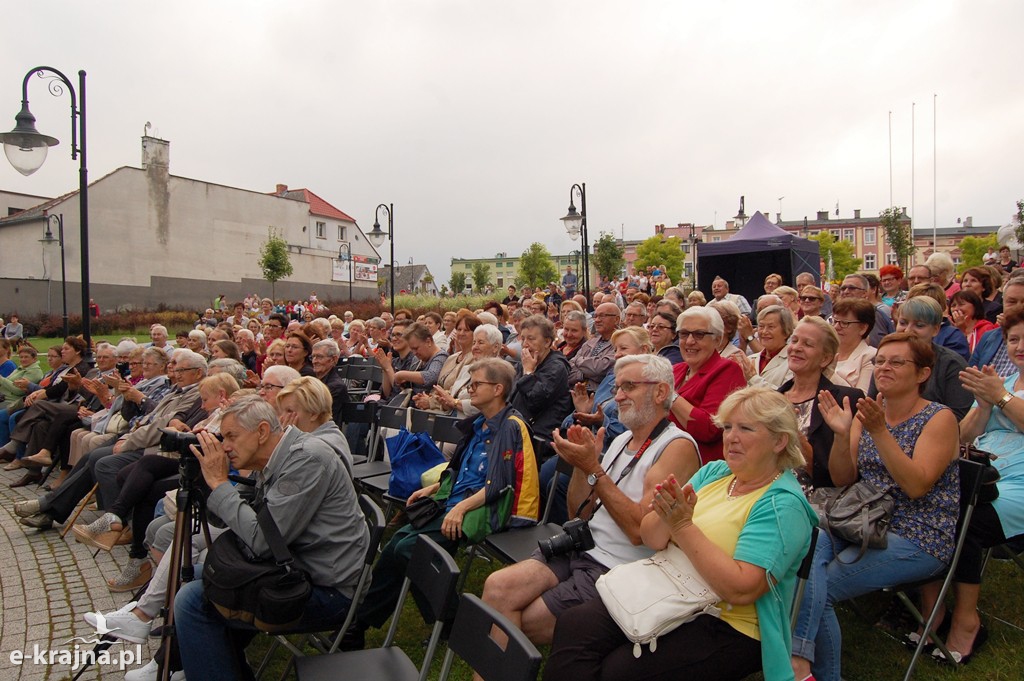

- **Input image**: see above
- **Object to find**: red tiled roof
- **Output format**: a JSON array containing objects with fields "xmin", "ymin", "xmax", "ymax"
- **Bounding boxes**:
[{"xmin": 275, "ymin": 187, "xmax": 356, "ymax": 223}]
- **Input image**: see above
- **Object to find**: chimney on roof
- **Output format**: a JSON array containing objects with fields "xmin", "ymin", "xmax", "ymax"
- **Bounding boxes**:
[
  {"xmin": 854, "ymin": 209, "xmax": 861, "ymax": 219},
  {"xmin": 276, "ymin": 184, "xmax": 288, "ymax": 195},
  {"xmin": 965, "ymin": 216, "xmax": 973, "ymax": 227},
  {"xmin": 776, "ymin": 213, "xmax": 782, "ymax": 224},
  {"xmin": 141, "ymin": 135, "xmax": 169, "ymax": 170},
  {"xmin": 817, "ymin": 210, "xmax": 829, "ymax": 221}
]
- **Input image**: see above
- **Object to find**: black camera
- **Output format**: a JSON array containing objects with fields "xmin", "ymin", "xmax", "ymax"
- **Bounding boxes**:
[
  {"xmin": 538, "ymin": 518, "xmax": 595, "ymax": 560},
  {"xmin": 116, "ymin": 362, "xmax": 131, "ymax": 379},
  {"xmin": 159, "ymin": 429, "xmax": 222, "ymax": 488}
]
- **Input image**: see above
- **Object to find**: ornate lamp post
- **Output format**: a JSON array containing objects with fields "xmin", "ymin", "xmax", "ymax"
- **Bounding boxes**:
[
  {"xmin": 39, "ymin": 213, "xmax": 69, "ymax": 336},
  {"xmin": 0, "ymin": 67, "xmax": 91, "ymax": 359},
  {"xmin": 561, "ymin": 183, "xmax": 590, "ymax": 309},
  {"xmin": 687, "ymin": 223, "xmax": 701, "ymax": 291},
  {"xmin": 367, "ymin": 203, "xmax": 394, "ymax": 316},
  {"xmin": 337, "ymin": 242, "xmax": 353, "ymax": 301}
]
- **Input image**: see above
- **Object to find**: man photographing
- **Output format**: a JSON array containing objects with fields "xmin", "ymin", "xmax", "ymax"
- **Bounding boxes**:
[{"xmin": 174, "ymin": 395, "xmax": 368, "ymax": 681}]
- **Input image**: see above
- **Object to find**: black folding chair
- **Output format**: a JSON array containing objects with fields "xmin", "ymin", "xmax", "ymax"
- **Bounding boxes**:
[
  {"xmin": 791, "ymin": 526, "xmax": 820, "ymax": 630},
  {"xmin": 295, "ymin": 535, "xmax": 462, "ymax": 681},
  {"xmin": 345, "ymin": 363, "xmax": 385, "ymax": 400},
  {"xmin": 254, "ymin": 495, "xmax": 387, "ymax": 679},
  {"xmin": 481, "ymin": 456, "xmax": 572, "ymax": 565},
  {"xmin": 888, "ymin": 457, "xmax": 987, "ymax": 680},
  {"xmin": 436, "ymin": 594, "xmax": 542, "ymax": 681},
  {"xmin": 341, "ymin": 401, "xmax": 379, "ymax": 465},
  {"xmin": 352, "ymin": 405, "xmax": 407, "ymax": 483}
]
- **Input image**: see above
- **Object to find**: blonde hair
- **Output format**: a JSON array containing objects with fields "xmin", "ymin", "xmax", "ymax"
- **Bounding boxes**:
[
  {"xmin": 715, "ymin": 385, "xmax": 805, "ymax": 470},
  {"xmin": 611, "ymin": 326, "xmax": 653, "ymax": 353},
  {"xmin": 199, "ymin": 372, "xmax": 241, "ymax": 398},
  {"xmin": 277, "ymin": 376, "xmax": 333, "ymax": 426}
]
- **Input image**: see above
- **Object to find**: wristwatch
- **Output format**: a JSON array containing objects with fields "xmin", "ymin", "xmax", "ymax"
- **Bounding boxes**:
[
  {"xmin": 745, "ymin": 335, "xmax": 755, "ymax": 343},
  {"xmin": 587, "ymin": 469, "xmax": 606, "ymax": 487},
  {"xmin": 996, "ymin": 392, "xmax": 1014, "ymax": 409}
]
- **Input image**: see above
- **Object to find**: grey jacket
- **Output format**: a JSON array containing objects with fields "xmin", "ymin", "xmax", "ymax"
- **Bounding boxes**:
[
  {"xmin": 206, "ymin": 427, "xmax": 369, "ymax": 595},
  {"xmin": 119, "ymin": 382, "xmax": 203, "ymax": 452}
]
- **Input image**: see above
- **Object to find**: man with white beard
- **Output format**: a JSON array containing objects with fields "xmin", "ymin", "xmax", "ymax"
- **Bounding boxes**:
[{"xmin": 480, "ymin": 354, "xmax": 700, "ymax": 646}]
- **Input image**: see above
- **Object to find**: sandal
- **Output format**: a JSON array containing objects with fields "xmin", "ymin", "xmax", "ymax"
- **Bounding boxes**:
[
  {"xmin": 901, "ymin": 610, "xmax": 950, "ymax": 651},
  {"xmin": 931, "ymin": 624, "xmax": 989, "ymax": 665}
]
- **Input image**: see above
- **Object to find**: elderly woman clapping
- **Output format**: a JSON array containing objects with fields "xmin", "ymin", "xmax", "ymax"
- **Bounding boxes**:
[
  {"xmin": 732, "ymin": 305, "xmax": 795, "ymax": 389},
  {"xmin": 544, "ymin": 386, "xmax": 816, "ymax": 681},
  {"xmin": 420, "ymin": 324, "xmax": 503, "ymax": 416},
  {"xmin": 792, "ymin": 333, "xmax": 960, "ymax": 681}
]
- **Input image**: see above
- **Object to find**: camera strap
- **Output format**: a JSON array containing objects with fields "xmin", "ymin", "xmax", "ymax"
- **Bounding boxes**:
[{"xmin": 573, "ymin": 418, "xmax": 671, "ymax": 519}]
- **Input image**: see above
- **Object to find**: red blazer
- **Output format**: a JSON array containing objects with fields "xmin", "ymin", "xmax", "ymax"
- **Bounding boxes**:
[{"xmin": 671, "ymin": 352, "xmax": 747, "ymax": 462}]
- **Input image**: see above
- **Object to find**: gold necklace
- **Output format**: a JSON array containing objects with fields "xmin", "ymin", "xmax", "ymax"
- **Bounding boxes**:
[{"xmin": 728, "ymin": 471, "xmax": 783, "ymax": 499}]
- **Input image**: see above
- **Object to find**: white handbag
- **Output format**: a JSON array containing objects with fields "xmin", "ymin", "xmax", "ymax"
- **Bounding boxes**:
[{"xmin": 595, "ymin": 542, "xmax": 721, "ymax": 657}]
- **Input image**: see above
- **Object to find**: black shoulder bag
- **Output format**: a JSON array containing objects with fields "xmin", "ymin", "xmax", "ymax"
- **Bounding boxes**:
[{"xmin": 203, "ymin": 505, "xmax": 312, "ymax": 632}]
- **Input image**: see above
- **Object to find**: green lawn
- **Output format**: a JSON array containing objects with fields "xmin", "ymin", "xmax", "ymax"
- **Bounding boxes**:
[{"xmin": 246, "ymin": 539, "xmax": 1024, "ymax": 680}]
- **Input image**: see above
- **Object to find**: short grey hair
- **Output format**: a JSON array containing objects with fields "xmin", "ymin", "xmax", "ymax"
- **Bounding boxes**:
[
  {"xmin": 176, "ymin": 350, "xmax": 209, "ymax": 373},
  {"xmin": 142, "ymin": 347, "xmax": 170, "ymax": 367},
  {"xmin": 366, "ymin": 317, "xmax": 386, "ymax": 331},
  {"xmin": 188, "ymin": 329, "xmax": 208, "ymax": 347},
  {"xmin": 757, "ymin": 304, "xmax": 795, "ymax": 337},
  {"xmin": 151, "ymin": 324, "xmax": 168, "ymax": 336},
  {"xmin": 476, "ymin": 311, "xmax": 500, "ymax": 327},
  {"xmin": 220, "ymin": 394, "xmax": 282, "ymax": 433},
  {"xmin": 562, "ymin": 310, "xmax": 589, "ymax": 330},
  {"xmin": 678, "ymin": 306, "xmax": 724, "ymax": 339},
  {"xmin": 263, "ymin": 364, "xmax": 301, "ymax": 387},
  {"xmin": 313, "ymin": 339, "xmax": 341, "ymax": 358},
  {"xmin": 208, "ymin": 358, "xmax": 247, "ymax": 383},
  {"xmin": 235, "ymin": 328, "xmax": 255, "ymax": 343},
  {"xmin": 116, "ymin": 340, "xmax": 139, "ymax": 356},
  {"xmin": 615, "ymin": 354, "xmax": 675, "ymax": 408},
  {"xmin": 474, "ymin": 324, "xmax": 503, "ymax": 346}
]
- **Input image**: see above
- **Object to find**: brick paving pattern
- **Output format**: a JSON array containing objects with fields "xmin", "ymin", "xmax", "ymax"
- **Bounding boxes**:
[{"xmin": 0, "ymin": 468, "xmax": 155, "ymax": 680}]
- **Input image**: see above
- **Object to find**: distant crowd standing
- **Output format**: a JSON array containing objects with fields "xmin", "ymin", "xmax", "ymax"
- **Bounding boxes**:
[{"xmin": 2, "ymin": 248, "xmax": 1023, "ymax": 680}]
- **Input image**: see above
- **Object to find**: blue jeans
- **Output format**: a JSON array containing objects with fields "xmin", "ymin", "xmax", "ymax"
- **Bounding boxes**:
[
  {"xmin": 792, "ymin": 532, "xmax": 946, "ymax": 681},
  {"xmin": 0, "ymin": 407, "xmax": 23, "ymax": 448},
  {"xmin": 175, "ymin": 564, "xmax": 353, "ymax": 681}
]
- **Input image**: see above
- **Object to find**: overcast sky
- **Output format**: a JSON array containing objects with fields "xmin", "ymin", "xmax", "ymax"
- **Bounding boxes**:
[{"xmin": 4, "ymin": 1, "xmax": 1022, "ymax": 287}]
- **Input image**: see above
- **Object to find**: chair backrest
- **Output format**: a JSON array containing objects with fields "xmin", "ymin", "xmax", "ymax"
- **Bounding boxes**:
[
  {"xmin": 345, "ymin": 363, "xmax": 384, "ymax": 386},
  {"xmin": 409, "ymin": 408, "xmax": 435, "ymax": 435},
  {"xmin": 358, "ymin": 494, "xmax": 387, "ymax": 566},
  {"xmin": 341, "ymin": 400, "xmax": 378, "ymax": 426},
  {"xmin": 430, "ymin": 414, "xmax": 464, "ymax": 446},
  {"xmin": 439, "ymin": 594, "xmax": 541, "ymax": 681},
  {"xmin": 382, "ymin": 536, "xmax": 461, "ymax": 681},
  {"xmin": 378, "ymin": 405, "xmax": 410, "ymax": 430},
  {"xmin": 540, "ymin": 457, "xmax": 574, "ymax": 524},
  {"xmin": 957, "ymin": 457, "xmax": 988, "ymax": 520}
]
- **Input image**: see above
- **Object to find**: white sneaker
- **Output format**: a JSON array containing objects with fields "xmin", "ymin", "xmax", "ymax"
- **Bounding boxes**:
[
  {"xmin": 124, "ymin": 659, "xmax": 185, "ymax": 681},
  {"xmin": 83, "ymin": 606, "xmax": 152, "ymax": 644},
  {"xmin": 83, "ymin": 600, "xmax": 138, "ymax": 629}
]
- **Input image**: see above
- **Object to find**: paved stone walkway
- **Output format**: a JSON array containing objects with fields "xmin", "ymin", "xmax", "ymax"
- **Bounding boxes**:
[{"xmin": 0, "ymin": 467, "xmax": 151, "ymax": 681}]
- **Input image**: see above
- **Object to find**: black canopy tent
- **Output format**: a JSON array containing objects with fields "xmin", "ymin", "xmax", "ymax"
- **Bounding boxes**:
[{"xmin": 696, "ymin": 212, "xmax": 821, "ymax": 304}]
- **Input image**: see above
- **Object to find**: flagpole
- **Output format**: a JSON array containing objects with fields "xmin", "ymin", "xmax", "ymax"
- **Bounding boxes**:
[
  {"xmin": 888, "ymin": 110, "xmax": 893, "ymax": 208},
  {"xmin": 933, "ymin": 94, "xmax": 937, "ymax": 252}
]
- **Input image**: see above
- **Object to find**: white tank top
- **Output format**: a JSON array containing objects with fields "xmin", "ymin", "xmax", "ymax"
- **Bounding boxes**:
[{"xmin": 585, "ymin": 423, "xmax": 696, "ymax": 568}]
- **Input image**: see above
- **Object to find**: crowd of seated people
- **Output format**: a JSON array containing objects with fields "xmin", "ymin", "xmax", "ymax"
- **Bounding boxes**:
[{"xmin": 4, "ymin": 263, "xmax": 1024, "ymax": 680}]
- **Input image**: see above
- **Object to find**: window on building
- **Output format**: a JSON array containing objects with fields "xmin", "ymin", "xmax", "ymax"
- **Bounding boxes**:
[
  {"xmin": 863, "ymin": 253, "xmax": 876, "ymax": 270},
  {"xmin": 496, "ymin": 261, "xmax": 503, "ymax": 268},
  {"xmin": 829, "ymin": 229, "xmax": 840, "ymax": 240},
  {"xmin": 315, "ymin": 221, "xmax": 326, "ymax": 239},
  {"xmin": 497, "ymin": 278, "xmax": 504, "ymax": 287},
  {"xmin": 843, "ymin": 229, "xmax": 855, "ymax": 243},
  {"xmin": 864, "ymin": 227, "xmax": 875, "ymax": 245},
  {"xmin": 712, "ymin": 236, "xmax": 722, "ymax": 242},
  {"xmin": 506, "ymin": 261, "xmax": 514, "ymax": 267},
  {"xmin": 810, "ymin": 230, "xmax": 820, "ymax": 236},
  {"xmin": 337, "ymin": 225, "xmax": 346, "ymax": 241},
  {"xmin": 886, "ymin": 251, "xmax": 898, "ymax": 265}
]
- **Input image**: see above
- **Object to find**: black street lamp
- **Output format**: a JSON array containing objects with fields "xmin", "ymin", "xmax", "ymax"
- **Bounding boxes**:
[
  {"xmin": 687, "ymin": 223, "xmax": 701, "ymax": 291},
  {"xmin": 337, "ymin": 242, "xmax": 353, "ymax": 302},
  {"xmin": 367, "ymin": 203, "xmax": 394, "ymax": 316},
  {"xmin": 561, "ymin": 183, "xmax": 590, "ymax": 309},
  {"xmin": 0, "ymin": 67, "xmax": 91, "ymax": 360},
  {"xmin": 40, "ymin": 213, "xmax": 69, "ymax": 337}
]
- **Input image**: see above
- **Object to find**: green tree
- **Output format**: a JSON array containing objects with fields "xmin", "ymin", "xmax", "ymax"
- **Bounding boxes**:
[
  {"xmin": 1014, "ymin": 199, "xmax": 1024, "ymax": 252},
  {"xmin": 879, "ymin": 206, "xmax": 914, "ymax": 272},
  {"xmin": 808, "ymin": 232, "xmax": 862, "ymax": 281},
  {"xmin": 258, "ymin": 228, "xmax": 293, "ymax": 299},
  {"xmin": 516, "ymin": 242, "xmax": 559, "ymax": 288},
  {"xmin": 634, "ymin": 236, "xmax": 685, "ymax": 283},
  {"xmin": 957, "ymin": 235, "xmax": 999, "ymax": 274},
  {"xmin": 449, "ymin": 271, "xmax": 467, "ymax": 294},
  {"xmin": 471, "ymin": 262, "xmax": 492, "ymax": 292},
  {"xmin": 592, "ymin": 232, "xmax": 626, "ymax": 283}
]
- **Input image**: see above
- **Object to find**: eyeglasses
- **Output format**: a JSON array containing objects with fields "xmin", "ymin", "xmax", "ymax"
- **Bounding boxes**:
[
  {"xmin": 594, "ymin": 313, "xmax": 620, "ymax": 319},
  {"xmin": 259, "ymin": 382, "xmax": 285, "ymax": 391},
  {"xmin": 830, "ymin": 319, "xmax": 861, "ymax": 329},
  {"xmin": 390, "ymin": 332, "xmax": 405, "ymax": 339},
  {"xmin": 466, "ymin": 381, "xmax": 498, "ymax": 391},
  {"xmin": 677, "ymin": 330, "xmax": 712, "ymax": 341},
  {"xmin": 839, "ymin": 285, "xmax": 866, "ymax": 292},
  {"xmin": 612, "ymin": 380, "xmax": 660, "ymax": 393},
  {"xmin": 648, "ymin": 323, "xmax": 674, "ymax": 331},
  {"xmin": 798, "ymin": 296, "xmax": 823, "ymax": 303},
  {"xmin": 171, "ymin": 367, "xmax": 199, "ymax": 374},
  {"xmin": 128, "ymin": 361, "xmax": 143, "ymax": 366},
  {"xmin": 870, "ymin": 357, "xmax": 917, "ymax": 368}
]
